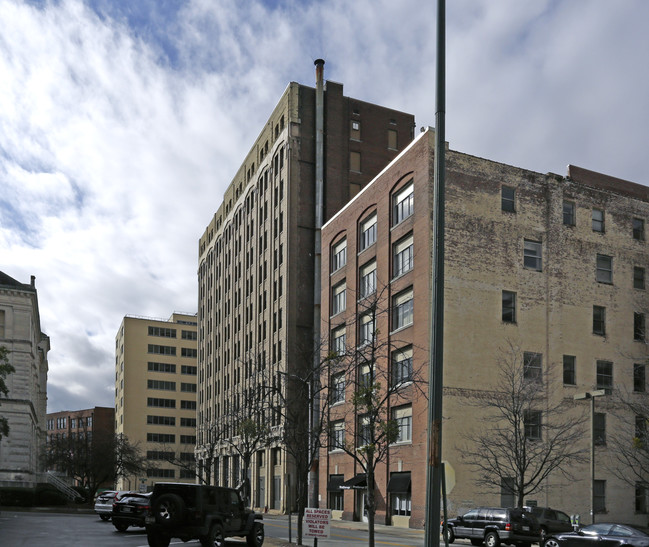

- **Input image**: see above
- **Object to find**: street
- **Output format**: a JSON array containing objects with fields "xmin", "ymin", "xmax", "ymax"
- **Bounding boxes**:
[{"xmin": 0, "ymin": 510, "xmax": 432, "ymax": 547}]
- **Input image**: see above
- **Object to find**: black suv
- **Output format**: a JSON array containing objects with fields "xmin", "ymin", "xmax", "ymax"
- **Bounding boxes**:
[
  {"xmin": 523, "ymin": 507, "xmax": 573, "ymax": 539},
  {"xmin": 145, "ymin": 482, "xmax": 264, "ymax": 547},
  {"xmin": 445, "ymin": 507, "xmax": 541, "ymax": 547}
]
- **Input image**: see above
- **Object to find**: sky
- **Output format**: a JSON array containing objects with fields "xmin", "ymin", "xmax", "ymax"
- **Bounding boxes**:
[{"xmin": 1, "ymin": 0, "xmax": 647, "ymax": 413}]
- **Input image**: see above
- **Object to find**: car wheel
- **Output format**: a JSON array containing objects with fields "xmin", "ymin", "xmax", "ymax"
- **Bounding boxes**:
[
  {"xmin": 147, "ymin": 531, "xmax": 171, "ymax": 547},
  {"xmin": 247, "ymin": 522, "xmax": 264, "ymax": 547},
  {"xmin": 114, "ymin": 521, "xmax": 129, "ymax": 532},
  {"xmin": 201, "ymin": 524, "xmax": 224, "ymax": 547},
  {"xmin": 471, "ymin": 539, "xmax": 483, "ymax": 546},
  {"xmin": 485, "ymin": 531, "xmax": 501, "ymax": 547},
  {"xmin": 99, "ymin": 514, "xmax": 111, "ymax": 521},
  {"xmin": 153, "ymin": 493, "xmax": 185, "ymax": 526},
  {"xmin": 445, "ymin": 526, "xmax": 456, "ymax": 544},
  {"xmin": 544, "ymin": 538, "xmax": 561, "ymax": 547}
]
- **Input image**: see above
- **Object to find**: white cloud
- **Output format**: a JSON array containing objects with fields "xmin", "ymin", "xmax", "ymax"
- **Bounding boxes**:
[{"xmin": 0, "ymin": 0, "xmax": 647, "ymax": 412}]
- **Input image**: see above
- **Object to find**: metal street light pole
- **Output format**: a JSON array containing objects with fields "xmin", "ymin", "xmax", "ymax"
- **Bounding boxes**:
[{"xmin": 574, "ymin": 389, "xmax": 606, "ymax": 524}]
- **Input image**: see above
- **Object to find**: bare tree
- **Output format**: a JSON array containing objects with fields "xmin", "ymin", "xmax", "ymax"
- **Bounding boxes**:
[
  {"xmin": 459, "ymin": 341, "xmax": 588, "ymax": 507},
  {"xmin": 0, "ymin": 345, "xmax": 16, "ymax": 440},
  {"xmin": 321, "ymin": 286, "xmax": 427, "ymax": 547},
  {"xmin": 45, "ymin": 429, "xmax": 145, "ymax": 499}
]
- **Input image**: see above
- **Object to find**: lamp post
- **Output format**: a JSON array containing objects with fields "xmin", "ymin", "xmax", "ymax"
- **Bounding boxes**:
[{"xmin": 574, "ymin": 389, "xmax": 606, "ymax": 524}]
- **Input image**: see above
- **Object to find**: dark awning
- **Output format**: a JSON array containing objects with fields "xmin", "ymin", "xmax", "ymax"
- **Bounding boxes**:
[
  {"xmin": 341, "ymin": 473, "xmax": 367, "ymax": 490},
  {"xmin": 387, "ymin": 472, "xmax": 411, "ymax": 494},
  {"xmin": 327, "ymin": 475, "xmax": 345, "ymax": 492}
]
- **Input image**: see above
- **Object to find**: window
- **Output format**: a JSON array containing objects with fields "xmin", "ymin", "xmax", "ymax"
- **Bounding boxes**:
[
  {"xmin": 332, "ymin": 325, "xmax": 346, "ymax": 356},
  {"xmin": 181, "ymin": 400, "xmax": 196, "ymax": 410},
  {"xmin": 147, "ymin": 415, "xmax": 176, "ymax": 426},
  {"xmin": 148, "ymin": 362, "xmax": 176, "ymax": 373},
  {"xmin": 634, "ymin": 266, "xmax": 646, "ymax": 289},
  {"xmin": 350, "ymin": 151, "xmax": 361, "ymax": 172},
  {"xmin": 392, "ymin": 405, "xmax": 412, "ymax": 443},
  {"xmin": 180, "ymin": 382, "xmax": 197, "ymax": 392},
  {"xmin": 524, "ymin": 352, "xmax": 542, "ymax": 381},
  {"xmin": 148, "ymin": 379, "xmax": 176, "ymax": 391},
  {"xmin": 358, "ymin": 415, "xmax": 371, "ymax": 446},
  {"xmin": 563, "ymin": 355, "xmax": 576, "ymax": 385},
  {"xmin": 500, "ymin": 477, "xmax": 515, "ymax": 508},
  {"xmin": 332, "ymin": 239, "xmax": 347, "ymax": 272},
  {"xmin": 181, "ymin": 365, "xmax": 197, "ymax": 375},
  {"xmin": 563, "ymin": 201, "xmax": 576, "ymax": 226},
  {"xmin": 592, "ymin": 208, "xmax": 605, "ymax": 232},
  {"xmin": 147, "ymin": 433, "xmax": 175, "ymax": 443},
  {"xmin": 332, "ymin": 282, "xmax": 346, "ymax": 316},
  {"xmin": 635, "ymin": 312, "xmax": 646, "ymax": 341},
  {"xmin": 523, "ymin": 240, "xmax": 542, "ymax": 271},
  {"xmin": 594, "ymin": 412, "xmax": 606, "ymax": 445},
  {"xmin": 502, "ymin": 290, "xmax": 516, "ymax": 323},
  {"xmin": 148, "ymin": 326, "xmax": 177, "ymax": 338},
  {"xmin": 634, "ymin": 364, "xmax": 646, "ymax": 393},
  {"xmin": 392, "ymin": 346, "xmax": 413, "ymax": 385},
  {"xmin": 180, "ymin": 435, "xmax": 196, "ymax": 444},
  {"xmin": 636, "ymin": 415, "xmax": 647, "ymax": 445},
  {"xmin": 635, "ymin": 483, "xmax": 648, "ymax": 514},
  {"xmin": 359, "ymin": 313, "xmax": 375, "ymax": 346},
  {"xmin": 359, "ymin": 364, "xmax": 373, "ymax": 388},
  {"xmin": 633, "ymin": 218, "xmax": 645, "ymax": 241},
  {"xmin": 148, "ymin": 344, "xmax": 176, "ymax": 356},
  {"xmin": 387, "ymin": 128, "xmax": 398, "ymax": 150},
  {"xmin": 391, "ymin": 491, "xmax": 411, "ymax": 516},
  {"xmin": 596, "ymin": 254, "xmax": 613, "ymax": 283},
  {"xmin": 392, "ymin": 288, "xmax": 413, "ymax": 330},
  {"xmin": 147, "ymin": 398, "xmax": 176, "ymax": 408},
  {"xmin": 393, "ymin": 233, "xmax": 413, "ymax": 278},
  {"xmin": 524, "ymin": 410, "xmax": 542, "ymax": 440},
  {"xmin": 330, "ymin": 421, "xmax": 345, "ymax": 451},
  {"xmin": 181, "ymin": 417, "xmax": 196, "ymax": 428},
  {"xmin": 351, "ymin": 120, "xmax": 361, "ymax": 140},
  {"xmin": 501, "ymin": 186, "xmax": 515, "ymax": 212},
  {"xmin": 593, "ymin": 480, "xmax": 606, "ymax": 513},
  {"xmin": 331, "ymin": 372, "xmax": 345, "ymax": 404},
  {"xmin": 359, "ymin": 261, "xmax": 377, "ymax": 298},
  {"xmin": 181, "ymin": 330, "xmax": 197, "ymax": 340},
  {"xmin": 359, "ymin": 214, "xmax": 377, "ymax": 251},
  {"xmin": 181, "ymin": 347, "xmax": 197, "ymax": 358},
  {"xmin": 393, "ymin": 183, "xmax": 414, "ymax": 226},
  {"xmin": 593, "ymin": 306, "xmax": 606, "ymax": 336},
  {"xmin": 596, "ymin": 360, "xmax": 613, "ymax": 392}
]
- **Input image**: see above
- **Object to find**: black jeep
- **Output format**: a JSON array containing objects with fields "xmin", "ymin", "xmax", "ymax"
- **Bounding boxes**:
[{"xmin": 145, "ymin": 482, "xmax": 264, "ymax": 547}]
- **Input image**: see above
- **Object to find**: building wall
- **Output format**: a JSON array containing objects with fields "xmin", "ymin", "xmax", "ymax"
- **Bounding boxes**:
[
  {"xmin": 0, "ymin": 272, "xmax": 49, "ymax": 486},
  {"xmin": 196, "ymin": 64, "xmax": 415, "ymax": 512},
  {"xmin": 46, "ymin": 406, "xmax": 115, "ymax": 488},
  {"xmin": 115, "ymin": 313, "xmax": 198, "ymax": 490},
  {"xmin": 319, "ymin": 129, "xmax": 649, "ymax": 528}
]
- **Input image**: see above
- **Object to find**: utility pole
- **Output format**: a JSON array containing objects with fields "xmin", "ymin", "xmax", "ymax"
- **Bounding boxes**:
[{"xmin": 425, "ymin": 1, "xmax": 446, "ymax": 546}]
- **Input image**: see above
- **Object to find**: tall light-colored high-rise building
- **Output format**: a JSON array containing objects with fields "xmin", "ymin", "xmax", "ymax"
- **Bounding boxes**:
[
  {"xmin": 115, "ymin": 312, "xmax": 197, "ymax": 491},
  {"xmin": 196, "ymin": 61, "xmax": 416, "ymax": 511},
  {"xmin": 320, "ymin": 128, "xmax": 649, "ymax": 528},
  {"xmin": 0, "ymin": 271, "xmax": 49, "ymax": 487}
]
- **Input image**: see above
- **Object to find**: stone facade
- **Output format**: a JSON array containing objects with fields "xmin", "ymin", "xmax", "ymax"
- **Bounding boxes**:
[
  {"xmin": 319, "ymin": 129, "xmax": 649, "ymax": 528},
  {"xmin": 0, "ymin": 272, "xmax": 49, "ymax": 486}
]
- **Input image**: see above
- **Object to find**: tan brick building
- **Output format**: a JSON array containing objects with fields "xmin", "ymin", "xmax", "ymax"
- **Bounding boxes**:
[
  {"xmin": 320, "ymin": 129, "xmax": 649, "ymax": 528},
  {"xmin": 196, "ymin": 61, "xmax": 415, "ymax": 512},
  {"xmin": 115, "ymin": 312, "xmax": 198, "ymax": 491}
]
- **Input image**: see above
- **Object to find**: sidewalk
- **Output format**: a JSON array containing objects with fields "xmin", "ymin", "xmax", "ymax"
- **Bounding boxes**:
[{"xmin": 263, "ymin": 514, "xmax": 426, "ymax": 546}]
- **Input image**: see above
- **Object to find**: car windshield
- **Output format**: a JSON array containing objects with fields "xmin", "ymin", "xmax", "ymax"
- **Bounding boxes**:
[{"xmin": 581, "ymin": 524, "xmax": 614, "ymax": 536}]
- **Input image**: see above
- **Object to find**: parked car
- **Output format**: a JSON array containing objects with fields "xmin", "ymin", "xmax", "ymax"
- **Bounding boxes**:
[
  {"xmin": 444, "ymin": 507, "xmax": 541, "ymax": 547},
  {"xmin": 145, "ymin": 482, "xmax": 264, "ymax": 547},
  {"xmin": 524, "ymin": 507, "xmax": 573, "ymax": 539},
  {"xmin": 112, "ymin": 492, "xmax": 152, "ymax": 532},
  {"xmin": 94, "ymin": 490, "xmax": 117, "ymax": 521},
  {"xmin": 544, "ymin": 523, "xmax": 649, "ymax": 547}
]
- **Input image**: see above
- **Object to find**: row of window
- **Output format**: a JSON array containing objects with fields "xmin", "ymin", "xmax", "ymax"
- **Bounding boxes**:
[
  {"xmin": 146, "ymin": 433, "xmax": 196, "ymax": 444},
  {"xmin": 148, "ymin": 344, "xmax": 197, "ymax": 358},
  {"xmin": 147, "ymin": 397, "xmax": 196, "ymax": 409},
  {"xmin": 329, "ymin": 404, "xmax": 412, "ymax": 450},
  {"xmin": 148, "ymin": 362, "xmax": 197, "ymax": 374},
  {"xmin": 47, "ymin": 416, "xmax": 93, "ymax": 430},
  {"xmin": 147, "ymin": 379, "xmax": 197, "ymax": 392},
  {"xmin": 146, "ymin": 415, "xmax": 196, "ymax": 427},
  {"xmin": 502, "ymin": 186, "xmax": 647, "ymax": 241},
  {"xmin": 330, "ymin": 182, "xmax": 414, "ymax": 274}
]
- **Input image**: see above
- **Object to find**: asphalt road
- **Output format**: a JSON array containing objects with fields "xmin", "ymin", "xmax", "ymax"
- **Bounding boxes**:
[{"xmin": 0, "ymin": 510, "xmax": 433, "ymax": 547}]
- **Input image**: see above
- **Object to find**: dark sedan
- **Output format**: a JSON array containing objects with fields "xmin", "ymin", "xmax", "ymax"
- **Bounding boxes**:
[
  {"xmin": 111, "ymin": 492, "xmax": 152, "ymax": 532},
  {"xmin": 544, "ymin": 523, "xmax": 649, "ymax": 547}
]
